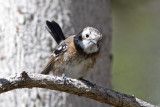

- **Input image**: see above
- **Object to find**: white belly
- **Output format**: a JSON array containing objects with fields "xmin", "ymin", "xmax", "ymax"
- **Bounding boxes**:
[
  {"xmin": 65, "ymin": 58, "xmax": 92, "ymax": 78},
  {"xmin": 55, "ymin": 57, "xmax": 93, "ymax": 79}
]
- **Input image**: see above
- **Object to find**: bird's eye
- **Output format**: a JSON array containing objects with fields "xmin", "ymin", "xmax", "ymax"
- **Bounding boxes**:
[{"xmin": 86, "ymin": 34, "xmax": 89, "ymax": 38}]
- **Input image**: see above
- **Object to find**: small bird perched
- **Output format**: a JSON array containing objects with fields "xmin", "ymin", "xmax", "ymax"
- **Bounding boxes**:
[{"xmin": 41, "ymin": 20, "xmax": 102, "ymax": 79}]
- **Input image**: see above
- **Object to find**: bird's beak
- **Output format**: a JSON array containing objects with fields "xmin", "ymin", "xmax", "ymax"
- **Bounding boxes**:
[{"xmin": 90, "ymin": 39, "xmax": 97, "ymax": 44}]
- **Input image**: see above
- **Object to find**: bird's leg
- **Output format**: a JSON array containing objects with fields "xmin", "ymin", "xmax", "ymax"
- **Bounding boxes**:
[{"xmin": 62, "ymin": 73, "xmax": 67, "ymax": 83}]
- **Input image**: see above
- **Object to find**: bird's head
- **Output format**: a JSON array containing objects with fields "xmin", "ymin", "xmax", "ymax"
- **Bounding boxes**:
[{"xmin": 74, "ymin": 27, "xmax": 102, "ymax": 54}]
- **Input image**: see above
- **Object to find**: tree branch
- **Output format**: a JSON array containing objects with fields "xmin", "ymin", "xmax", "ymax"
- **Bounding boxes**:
[{"xmin": 0, "ymin": 71, "xmax": 157, "ymax": 107}]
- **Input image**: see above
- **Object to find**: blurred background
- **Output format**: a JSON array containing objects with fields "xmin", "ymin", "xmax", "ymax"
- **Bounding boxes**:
[
  {"xmin": 0, "ymin": 0, "xmax": 160, "ymax": 106},
  {"xmin": 111, "ymin": 0, "xmax": 160, "ymax": 105}
]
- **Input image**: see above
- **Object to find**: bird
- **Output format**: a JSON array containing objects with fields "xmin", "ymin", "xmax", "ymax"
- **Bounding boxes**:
[{"xmin": 41, "ymin": 20, "xmax": 102, "ymax": 79}]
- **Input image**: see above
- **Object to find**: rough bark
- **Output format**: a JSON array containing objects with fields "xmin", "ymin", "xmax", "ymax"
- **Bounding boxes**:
[
  {"xmin": 0, "ymin": 72, "xmax": 157, "ymax": 107},
  {"xmin": 0, "ymin": 0, "xmax": 111, "ymax": 107}
]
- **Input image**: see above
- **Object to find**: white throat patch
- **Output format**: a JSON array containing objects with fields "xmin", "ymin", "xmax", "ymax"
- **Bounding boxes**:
[{"xmin": 78, "ymin": 39, "xmax": 98, "ymax": 54}]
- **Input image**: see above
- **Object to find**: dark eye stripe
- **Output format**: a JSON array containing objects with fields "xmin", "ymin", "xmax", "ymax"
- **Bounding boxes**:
[{"xmin": 79, "ymin": 35, "xmax": 82, "ymax": 40}]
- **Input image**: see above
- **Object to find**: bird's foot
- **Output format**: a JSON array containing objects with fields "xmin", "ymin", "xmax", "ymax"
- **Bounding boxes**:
[
  {"xmin": 79, "ymin": 77, "xmax": 89, "ymax": 82},
  {"xmin": 79, "ymin": 78, "xmax": 96, "ymax": 88}
]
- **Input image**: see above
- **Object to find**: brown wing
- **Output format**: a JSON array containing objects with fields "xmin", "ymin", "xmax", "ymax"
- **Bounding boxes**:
[
  {"xmin": 41, "ymin": 55, "xmax": 55, "ymax": 74},
  {"xmin": 41, "ymin": 37, "xmax": 71, "ymax": 74}
]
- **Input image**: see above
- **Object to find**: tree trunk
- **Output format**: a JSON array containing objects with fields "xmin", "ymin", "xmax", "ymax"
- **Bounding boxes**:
[
  {"xmin": 0, "ymin": 0, "xmax": 111, "ymax": 107},
  {"xmin": 65, "ymin": 0, "xmax": 112, "ymax": 107}
]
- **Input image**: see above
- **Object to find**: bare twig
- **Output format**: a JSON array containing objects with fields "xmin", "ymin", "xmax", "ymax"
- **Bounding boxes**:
[{"xmin": 0, "ymin": 71, "xmax": 157, "ymax": 107}]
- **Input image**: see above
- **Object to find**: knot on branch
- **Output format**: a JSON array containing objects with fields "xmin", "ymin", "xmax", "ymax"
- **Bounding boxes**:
[{"xmin": 21, "ymin": 71, "xmax": 29, "ymax": 81}]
